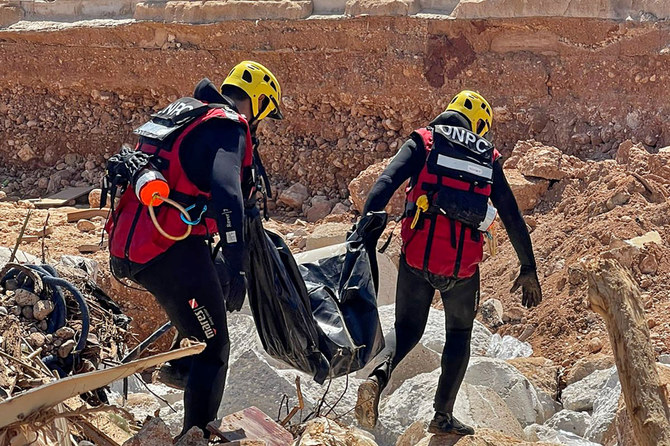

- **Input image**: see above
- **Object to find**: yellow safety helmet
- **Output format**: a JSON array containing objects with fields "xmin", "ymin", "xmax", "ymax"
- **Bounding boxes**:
[
  {"xmin": 446, "ymin": 90, "xmax": 493, "ymax": 137},
  {"xmin": 221, "ymin": 61, "xmax": 283, "ymax": 122}
]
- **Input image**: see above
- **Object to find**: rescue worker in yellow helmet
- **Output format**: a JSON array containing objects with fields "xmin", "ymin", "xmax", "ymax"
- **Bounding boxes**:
[
  {"xmin": 355, "ymin": 90, "xmax": 541, "ymax": 436},
  {"xmin": 105, "ymin": 61, "xmax": 282, "ymax": 438}
]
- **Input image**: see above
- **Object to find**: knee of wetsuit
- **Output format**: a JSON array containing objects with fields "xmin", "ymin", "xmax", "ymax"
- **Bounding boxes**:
[
  {"xmin": 200, "ymin": 336, "xmax": 231, "ymax": 366},
  {"xmin": 169, "ymin": 356, "xmax": 194, "ymax": 375}
]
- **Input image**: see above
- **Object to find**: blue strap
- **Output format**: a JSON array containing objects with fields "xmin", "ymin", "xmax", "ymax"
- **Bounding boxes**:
[{"xmin": 181, "ymin": 204, "xmax": 207, "ymax": 226}]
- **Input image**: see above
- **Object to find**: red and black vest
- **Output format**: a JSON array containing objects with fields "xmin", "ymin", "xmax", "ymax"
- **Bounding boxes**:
[
  {"xmin": 401, "ymin": 125, "xmax": 500, "ymax": 279},
  {"xmin": 105, "ymin": 97, "xmax": 254, "ymax": 265}
]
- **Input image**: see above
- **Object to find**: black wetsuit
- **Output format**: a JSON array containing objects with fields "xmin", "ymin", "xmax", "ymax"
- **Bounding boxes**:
[
  {"xmin": 121, "ymin": 80, "xmax": 251, "ymax": 435},
  {"xmin": 364, "ymin": 112, "xmax": 536, "ymax": 414}
]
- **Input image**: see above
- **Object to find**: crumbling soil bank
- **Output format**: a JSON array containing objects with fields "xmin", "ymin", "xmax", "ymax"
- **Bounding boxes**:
[{"xmin": 0, "ymin": 17, "xmax": 669, "ymax": 200}]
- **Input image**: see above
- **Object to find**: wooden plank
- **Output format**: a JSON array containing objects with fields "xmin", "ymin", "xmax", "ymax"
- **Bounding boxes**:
[
  {"xmin": 78, "ymin": 241, "xmax": 108, "ymax": 254},
  {"xmin": 47, "ymin": 186, "xmax": 94, "ymax": 201},
  {"xmin": 32, "ymin": 198, "xmax": 70, "ymax": 209},
  {"xmin": 67, "ymin": 208, "xmax": 110, "ymax": 223},
  {"xmin": 31, "ymin": 187, "xmax": 95, "ymax": 209},
  {"xmin": 0, "ymin": 342, "xmax": 206, "ymax": 428},
  {"xmin": 208, "ymin": 407, "xmax": 292, "ymax": 446}
]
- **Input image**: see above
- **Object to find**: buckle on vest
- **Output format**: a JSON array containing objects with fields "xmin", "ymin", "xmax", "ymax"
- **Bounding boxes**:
[{"xmin": 180, "ymin": 204, "xmax": 208, "ymax": 226}]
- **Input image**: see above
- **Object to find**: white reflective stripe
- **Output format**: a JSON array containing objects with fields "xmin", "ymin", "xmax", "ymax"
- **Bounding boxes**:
[{"xmin": 436, "ymin": 154, "xmax": 492, "ymax": 179}]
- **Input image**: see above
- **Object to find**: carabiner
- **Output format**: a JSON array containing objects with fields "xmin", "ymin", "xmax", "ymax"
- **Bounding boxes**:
[{"xmin": 180, "ymin": 204, "xmax": 207, "ymax": 226}]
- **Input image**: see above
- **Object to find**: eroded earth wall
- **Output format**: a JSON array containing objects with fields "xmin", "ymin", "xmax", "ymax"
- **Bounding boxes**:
[{"xmin": 0, "ymin": 17, "xmax": 669, "ymax": 200}]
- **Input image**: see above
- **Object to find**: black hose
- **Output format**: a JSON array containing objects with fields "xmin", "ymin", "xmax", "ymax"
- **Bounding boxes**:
[
  {"xmin": 1, "ymin": 264, "xmax": 91, "ymax": 367},
  {"xmin": 26, "ymin": 264, "xmax": 67, "ymax": 332},
  {"xmin": 41, "ymin": 276, "xmax": 90, "ymax": 355}
]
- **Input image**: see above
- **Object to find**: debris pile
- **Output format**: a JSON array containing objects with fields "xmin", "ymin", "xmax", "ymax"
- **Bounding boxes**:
[{"xmin": 0, "ymin": 260, "xmax": 131, "ymax": 399}]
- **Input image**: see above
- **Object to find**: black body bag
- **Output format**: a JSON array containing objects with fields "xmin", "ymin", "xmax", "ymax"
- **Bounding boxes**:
[{"xmin": 244, "ymin": 211, "xmax": 387, "ymax": 384}]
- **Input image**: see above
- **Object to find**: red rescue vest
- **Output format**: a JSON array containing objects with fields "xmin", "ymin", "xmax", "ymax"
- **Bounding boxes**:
[
  {"xmin": 106, "ymin": 100, "xmax": 253, "ymax": 265},
  {"xmin": 400, "ymin": 125, "xmax": 500, "ymax": 279}
]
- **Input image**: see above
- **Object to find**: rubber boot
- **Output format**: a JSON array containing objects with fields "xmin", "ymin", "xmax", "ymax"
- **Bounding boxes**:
[
  {"xmin": 356, "ymin": 362, "xmax": 390, "ymax": 429},
  {"xmin": 428, "ymin": 412, "xmax": 475, "ymax": 436},
  {"xmin": 153, "ymin": 362, "xmax": 189, "ymax": 390}
]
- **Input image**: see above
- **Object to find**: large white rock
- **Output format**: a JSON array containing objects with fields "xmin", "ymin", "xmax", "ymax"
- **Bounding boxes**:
[
  {"xmin": 383, "ymin": 344, "xmax": 441, "ymax": 394},
  {"xmin": 377, "ymin": 305, "xmax": 492, "ymax": 357},
  {"xmin": 486, "ymin": 334, "xmax": 533, "ymax": 360},
  {"xmin": 584, "ymin": 368, "xmax": 621, "ymax": 443},
  {"xmin": 562, "ymin": 366, "xmax": 617, "ymax": 412},
  {"xmin": 524, "ymin": 424, "xmax": 601, "ymax": 446},
  {"xmin": 227, "ymin": 314, "xmax": 264, "ymax": 365},
  {"xmin": 375, "ymin": 369, "xmax": 524, "ymax": 444},
  {"xmin": 219, "ymin": 349, "xmax": 312, "ymax": 418},
  {"xmin": 544, "ymin": 409, "xmax": 591, "ymax": 437},
  {"xmin": 536, "ymin": 389, "xmax": 561, "ymax": 423},
  {"xmin": 463, "ymin": 357, "xmax": 544, "ymax": 426}
]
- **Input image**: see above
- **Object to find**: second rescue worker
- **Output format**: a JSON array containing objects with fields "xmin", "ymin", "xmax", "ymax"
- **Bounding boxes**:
[{"xmin": 355, "ymin": 91, "xmax": 543, "ymax": 436}]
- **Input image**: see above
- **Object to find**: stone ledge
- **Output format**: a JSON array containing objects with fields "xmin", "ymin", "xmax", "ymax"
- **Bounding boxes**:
[
  {"xmin": 345, "ymin": 0, "xmax": 420, "ymax": 16},
  {"xmin": 451, "ymin": 0, "xmax": 670, "ymax": 20},
  {"xmin": 15, "ymin": 0, "xmax": 135, "ymax": 20},
  {"xmin": 134, "ymin": 0, "xmax": 313, "ymax": 23},
  {"xmin": 0, "ymin": 4, "xmax": 23, "ymax": 27}
]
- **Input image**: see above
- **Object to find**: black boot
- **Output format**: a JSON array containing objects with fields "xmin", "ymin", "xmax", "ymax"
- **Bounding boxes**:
[
  {"xmin": 355, "ymin": 375, "xmax": 383, "ymax": 429},
  {"xmin": 428, "ymin": 412, "xmax": 475, "ymax": 436},
  {"xmin": 153, "ymin": 362, "xmax": 189, "ymax": 390}
]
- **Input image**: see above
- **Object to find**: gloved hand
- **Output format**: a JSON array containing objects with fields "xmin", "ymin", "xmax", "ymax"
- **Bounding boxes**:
[
  {"xmin": 354, "ymin": 211, "xmax": 388, "ymax": 246},
  {"xmin": 510, "ymin": 265, "xmax": 542, "ymax": 309},
  {"xmin": 223, "ymin": 271, "xmax": 247, "ymax": 312}
]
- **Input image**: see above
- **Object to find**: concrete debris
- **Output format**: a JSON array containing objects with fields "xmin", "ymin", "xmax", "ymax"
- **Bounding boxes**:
[
  {"xmin": 544, "ymin": 409, "xmax": 591, "ymax": 438},
  {"xmin": 219, "ymin": 349, "xmax": 310, "ymax": 419},
  {"xmin": 583, "ymin": 369, "xmax": 621, "ymax": 443},
  {"xmin": 585, "ymin": 348, "xmax": 616, "ymax": 382},
  {"xmin": 304, "ymin": 222, "xmax": 350, "ymax": 251},
  {"xmin": 562, "ymin": 367, "xmax": 618, "ymax": 412},
  {"xmin": 174, "ymin": 427, "xmax": 208, "ymax": 446},
  {"xmin": 524, "ymin": 424, "xmax": 601, "ymax": 446},
  {"xmin": 463, "ymin": 357, "xmax": 544, "ymax": 425},
  {"xmin": 625, "ymin": 230, "xmax": 663, "ymax": 248},
  {"xmin": 377, "ymin": 370, "xmax": 524, "ymax": 444},
  {"xmin": 487, "ymin": 334, "xmax": 533, "ymax": 360}
]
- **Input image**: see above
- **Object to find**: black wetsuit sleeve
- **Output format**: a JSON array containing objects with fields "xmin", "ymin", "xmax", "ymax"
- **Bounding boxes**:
[
  {"xmin": 363, "ymin": 137, "xmax": 426, "ymax": 214},
  {"xmin": 180, "ymin": 119, "xmax": 248, "ymax": 272},
  {"xmin": 490, "ymin": 160, "xmax": 537, "ymax": 269}
]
